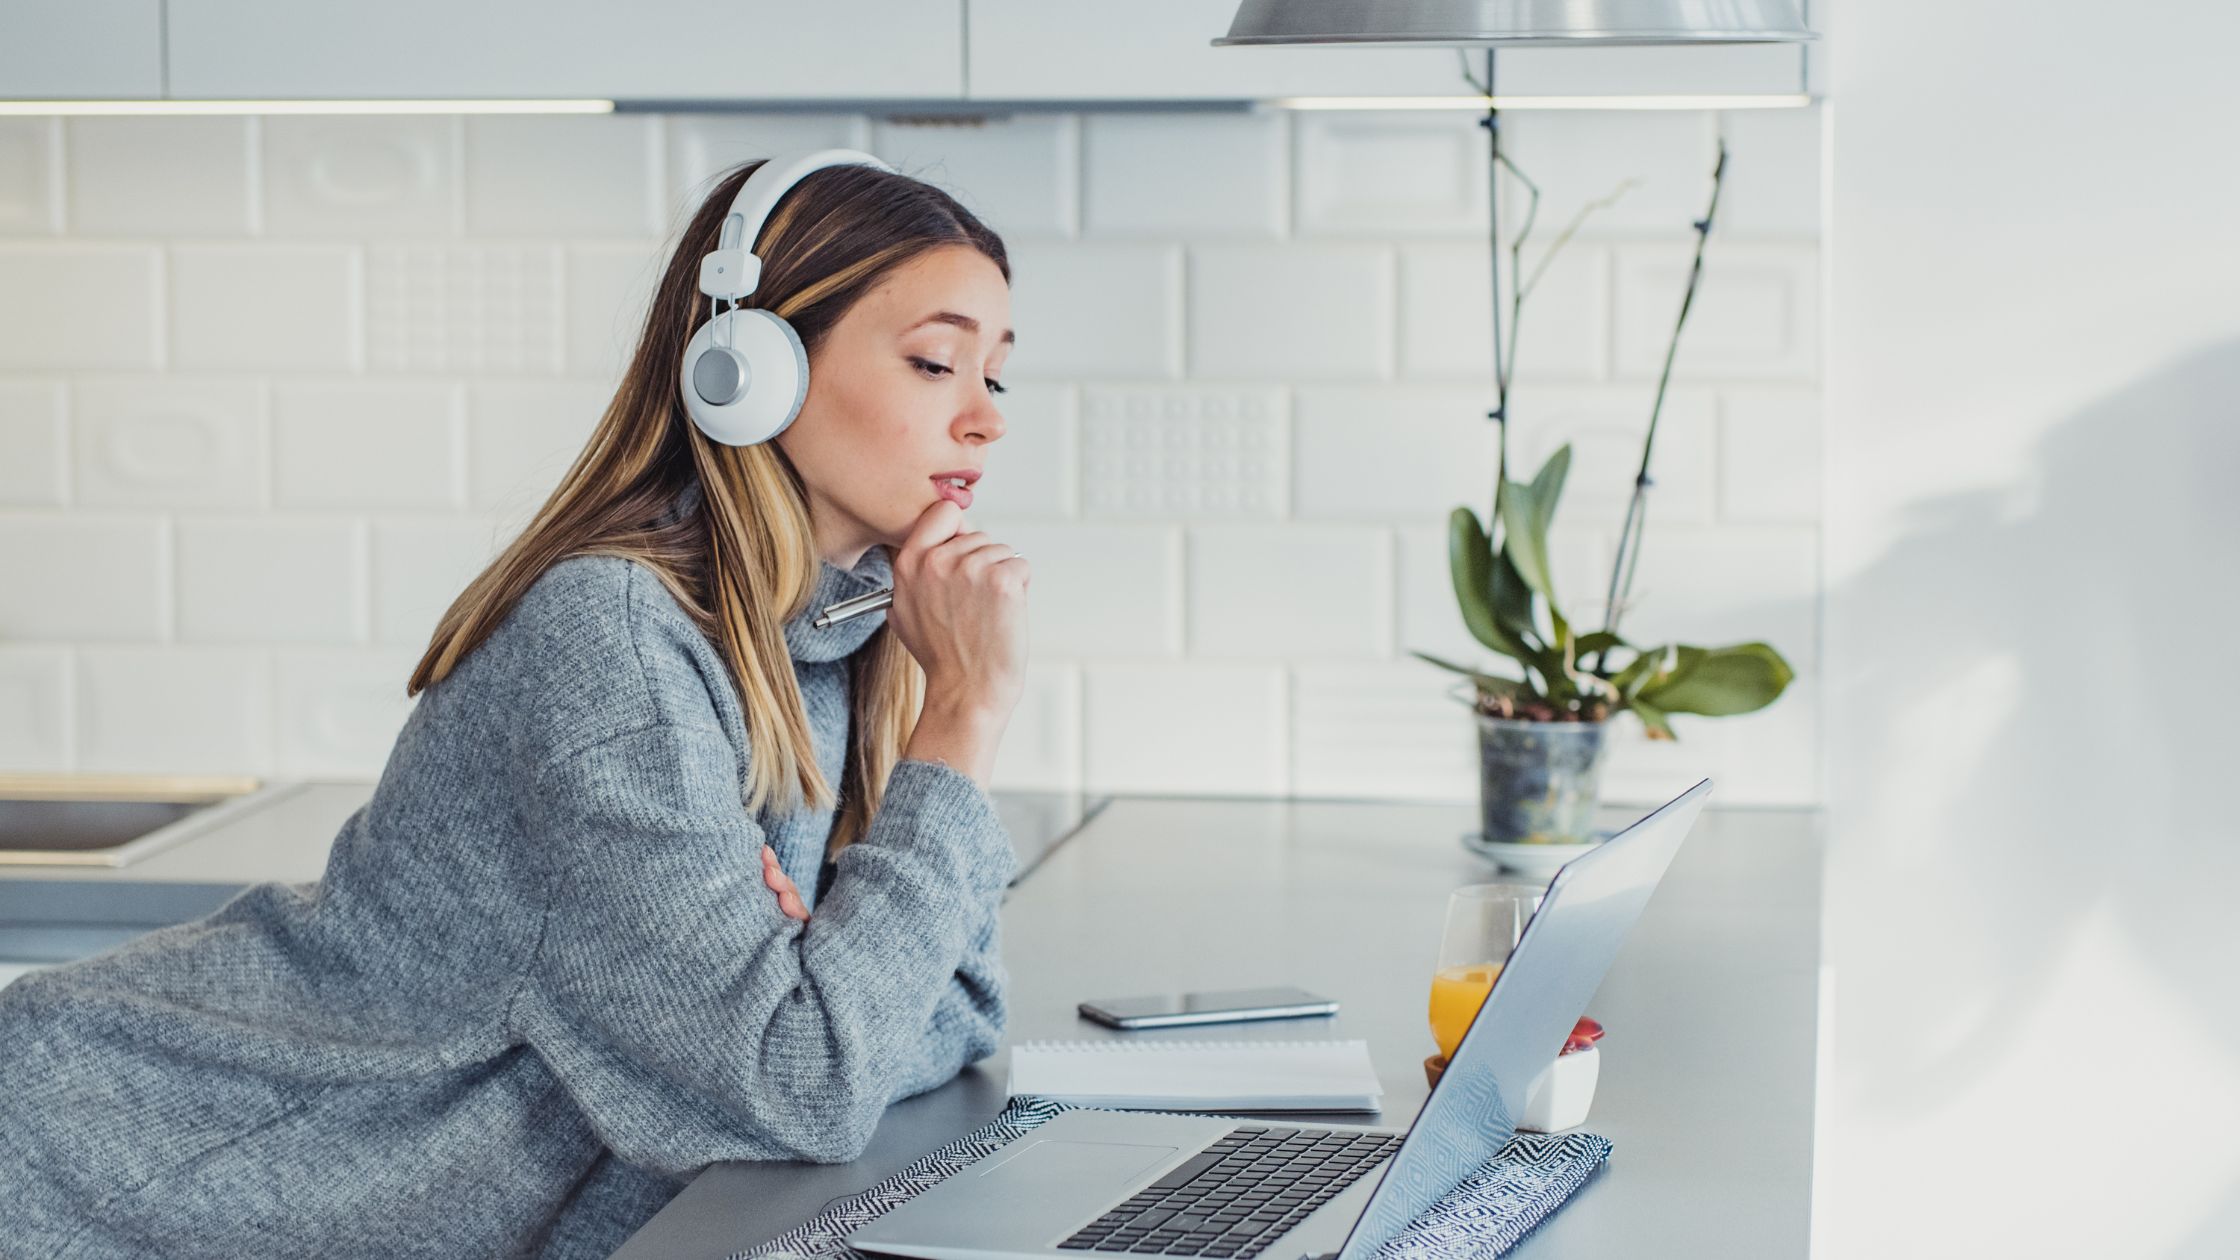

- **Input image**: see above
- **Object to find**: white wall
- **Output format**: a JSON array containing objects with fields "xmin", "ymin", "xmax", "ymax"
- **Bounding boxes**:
[
  {"xmin": 0, "ymin": 105, "xmax": 1824, "ymax": 806},
  {"xmin": 1820, "ymin": 2, "xmax": 2240, "ymax": 1256}
]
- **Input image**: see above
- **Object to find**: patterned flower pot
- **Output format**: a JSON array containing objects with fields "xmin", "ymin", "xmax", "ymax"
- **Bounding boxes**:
[{"xmin": 1470, "ymin": 709, "xmax": 1610, "ymax": 848}]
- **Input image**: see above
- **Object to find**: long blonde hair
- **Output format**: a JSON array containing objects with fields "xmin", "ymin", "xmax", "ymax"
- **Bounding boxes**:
[{"xmin": 407, "ymin": 159, "xmax": 1010, "ymax": 855}]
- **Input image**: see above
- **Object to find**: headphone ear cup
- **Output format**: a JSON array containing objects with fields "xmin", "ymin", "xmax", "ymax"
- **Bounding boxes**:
[{"xmin": 678, "ymin": 308, "xmax": 810, "ymax": 446}]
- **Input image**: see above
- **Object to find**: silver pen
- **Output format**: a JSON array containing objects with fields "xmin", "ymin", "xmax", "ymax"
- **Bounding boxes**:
[
  {"xmin": 812, "ymin": 550, "xmax": 1024, "ymax": 630},
  {"xmin": 812, "ymin": 587, "xmax": 894, "ymax": 629}
]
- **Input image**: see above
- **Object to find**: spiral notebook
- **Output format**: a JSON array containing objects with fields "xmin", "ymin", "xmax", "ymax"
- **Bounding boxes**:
[{"xmin": 1005, "ymin": 1039, "xmax": 1383, "ymax": 1112}]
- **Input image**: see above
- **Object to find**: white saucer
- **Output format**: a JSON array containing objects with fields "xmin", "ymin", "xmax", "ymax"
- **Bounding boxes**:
[{"xmin": 1460, "ymin": 830, "xmax": 1609, "ymax": 874}]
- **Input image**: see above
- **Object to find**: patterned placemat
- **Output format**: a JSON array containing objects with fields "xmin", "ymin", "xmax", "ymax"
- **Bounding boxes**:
[{"xmin": 725, "ymin": 1096, "xmax": 1610, "ymax": 1260}]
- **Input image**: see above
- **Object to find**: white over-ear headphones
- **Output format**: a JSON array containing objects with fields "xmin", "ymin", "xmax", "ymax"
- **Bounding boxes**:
[{"xmin": 680, "ymin": 148, "xmax": 895, "ymax": 447}]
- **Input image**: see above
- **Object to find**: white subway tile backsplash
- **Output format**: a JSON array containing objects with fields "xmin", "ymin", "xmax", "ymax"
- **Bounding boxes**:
[
  {"xmin": 74, "ymin": 646, "xmax": 271, "ymax": 773},
  {"xmin": 1396, "ymin": 523, "xmax": 1485, "ymax": 666},
  {"xmin": 1711, "ymin": 108, "xmax": 1823, "ymax": 238},
  {"xmin": 72, "ymin": 378, "xmax": 267, "ymax": 509},
  {"xmin": 1607, "ymin": 524, "xmax": 1819, "ymax": 673},
  {"xmin": 1081, "ymin": 111, "xmax": 1286, "ymax": 238},
  {"xmin": 1005, "ymin": 243, "xmax": 1182, "ymax": 379},
  {"xmin": 272, "ymin": 382, "xmax": 464, "ymax": 510},
  {"xmin": 1399, "ymin": 241, "xmax": 1609, "ymax": 382},
  {"xmin": 978, "ymin": 382, "xmax": 1076, "ymax": 520},
  {"xmin": 465, "ymin": 380, "xmax": 608, "ymax": 522},
  {"xmin": 369, "ymin": 516, "xmax": 509, "ymax": 647},
  {"xmin": 0, "ymin": 119, "xmax": 61, "ymax": 234},
  {"xmin": 0, "ymin": 381, "xmax": 67, "ymax": 505},
  {"xmin": 1291, "ymin": 660, "xmax": 1478, "ymax": 800},
  {"xmin": 0, "ymin": 515, "xmax": 165, "ymax": 641},
  {"xmin": 262, "ymin": 116, "xmax": 459, "ymax": 237},
  {"xmin": 1187, "ymin": 244, "xmax": 1394, "ymax": 380},
  {"xmin": 1083, "ymin": 662, "xmax": 1287, "ymax": 795},
  {"xmin": 564, "ymin": 242, "xmax": 666, "ymax": 386},
  {"xmin": 175, "ymin": 517, "xmax": 365, "ymax": 644},
  {"xmin": 1294, "ymin": 112, "xmax": 1488, "ymax": 237},
  {"xmin": 1080, "ymin": 385, "xmax": 1286, "ymax": 519},
  {"xmin": 1186, "ymin": 524, "xmax": 1392, "ymax": 658},
  {"xmin": 0, "ymin": 647, "xmax": 70, "ymax": 770},
  {"xmin": 664, "ymin": 115, "xmax": 873, "ymax": 228},
  {"xmin": 171, "ymin": 244, "xmax": 362, "ymax": 372},
  {"xmin": 1293, "ymin": 385, "xmax": 1495, "ymax": 521},
  {"xmin": 273, "ymin": 646, "xmax": 423, "ymax": 777},
  {"xmin": 962, "ymin": 520, "xmax": 1180, "ymax": 659},
  {"xmin": 366, "ymin": 244, "xmax": 565, "ymax": 374},
  {"xmin": 1496, "ymin": 111, "xmax": 1717, "ymax": 237},
  {"xmin": 1719, "ymin": 387, "xmax": 1823, "ymax": 523},
  {"xmin": 1502, "ymin": 383, "xmax": 1719, "ymax": 532},
  {"xmin": 2, "ymin": 107, "xmax": 1823, "ymax": 804},
  {"xmin": 65, "ymin": 117, "xmax": 252, "ymax": 237},
  {"xmin": 463, "ymin": 116, "xmax": 661, "ymax": 238},
  {"xmin": 987, "ymin": 663, "xmax": 1082, "ymax": 792},
  {"xmin": 871, "ymin": 115, "xmax": 1078, "ymax": 239},
  {"xmin": 0, "ymin": 245, "xmax": 161, "ymax": 369},
  {"xmin": 1598, "ymin": 680, "xmax": 1819, "ymax": 807},
  {"xmin": 1613, "ymin": 241, "xmax": 1819, "ymax": 381}
]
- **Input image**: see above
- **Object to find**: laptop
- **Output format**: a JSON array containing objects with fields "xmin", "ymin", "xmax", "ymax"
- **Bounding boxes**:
[{"xmin": 849, "ymin": 779, "xmax": 1713, "ymax": 1260}]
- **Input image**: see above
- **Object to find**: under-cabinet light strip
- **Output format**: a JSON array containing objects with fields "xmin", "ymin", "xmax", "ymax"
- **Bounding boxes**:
[{"xmin": 0, "ymin": 98, "xmax": 616, "ymax": 116}]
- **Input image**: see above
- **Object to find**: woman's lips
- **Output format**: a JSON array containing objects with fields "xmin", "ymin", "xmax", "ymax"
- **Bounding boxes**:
[{"xmin": 932, "ymin": 477, "xmax": 974, "ymax": 509}]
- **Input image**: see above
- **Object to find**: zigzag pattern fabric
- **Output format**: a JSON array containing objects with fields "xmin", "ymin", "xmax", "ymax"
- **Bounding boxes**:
[{"xmin": 726, "ymin": 1096, "xmax": 1610, "ymax": 1260}]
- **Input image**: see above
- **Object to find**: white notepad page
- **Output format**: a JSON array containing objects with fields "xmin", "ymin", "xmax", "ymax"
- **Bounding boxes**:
[{"xmin": 1007, "ymin": 1039, "xmax": 1383, "ymax": 1112}]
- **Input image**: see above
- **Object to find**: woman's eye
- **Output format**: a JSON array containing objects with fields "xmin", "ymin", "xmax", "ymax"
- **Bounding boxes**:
[{"xmin": 914, "ymin": 356, "xmax": 1005, "ymax": 395}]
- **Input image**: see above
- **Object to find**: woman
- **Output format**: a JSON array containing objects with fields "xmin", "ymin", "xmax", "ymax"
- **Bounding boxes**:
[{"xmin": 0, "ymin": 157, "xmax": 1026, "ymax": 1258}]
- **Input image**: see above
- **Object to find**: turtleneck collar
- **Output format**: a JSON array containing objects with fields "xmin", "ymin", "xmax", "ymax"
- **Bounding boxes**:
[
  {"xmin": 664, "ymin": 479, "xmax": 891, "ymax": 664},
  {"xmin": 784, "ymin": 541, "xmax": 893, "ymax": 663}
]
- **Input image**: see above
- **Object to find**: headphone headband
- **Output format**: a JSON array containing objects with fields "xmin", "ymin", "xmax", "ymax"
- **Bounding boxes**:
[{"xmin": 698, "ymin": 148, "xmax": 895, "ymax": 304}]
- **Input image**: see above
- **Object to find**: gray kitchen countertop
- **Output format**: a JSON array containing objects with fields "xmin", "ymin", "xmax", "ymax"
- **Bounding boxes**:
[{"xmin": 613, "ymin": 793, "xmax": 1824, "ymax": 1260}]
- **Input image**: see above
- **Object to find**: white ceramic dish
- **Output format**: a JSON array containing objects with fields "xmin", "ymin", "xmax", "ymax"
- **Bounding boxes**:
[{"xmin": 1459, "ymin": 829, "xmax": 1609, "ymax": 874}]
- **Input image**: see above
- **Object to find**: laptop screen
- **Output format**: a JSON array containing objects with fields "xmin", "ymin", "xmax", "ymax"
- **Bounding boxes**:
[{"xmin": 1330, "ymin": 780, "xmax": 1710, "ymax": 1259}]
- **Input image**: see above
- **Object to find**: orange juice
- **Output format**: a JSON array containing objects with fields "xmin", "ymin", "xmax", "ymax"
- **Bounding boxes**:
[{"xmin": 1428, "ymin": 963, "xmax": 1502, "ymax": 1059}]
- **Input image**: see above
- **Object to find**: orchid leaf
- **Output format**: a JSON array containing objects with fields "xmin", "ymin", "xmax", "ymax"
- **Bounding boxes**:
[
  {"xmin": 1496, "ymin": 445, "xmax": 1571, "ymax": 613},
  {"xmin": 1635, "ymin": 642, "xmax": 1794, "ymax": 717},
  {"xmin": 1631, "ymin": 696, "xmax": 1677, "ymax": 740},
  {"xmin": 1446, "ymin": 506, "xmax": 1534, "ymax": 663},
  {"xmin": 1409, "ymin": 650, "xmax": 1533, "ymax": 705}
]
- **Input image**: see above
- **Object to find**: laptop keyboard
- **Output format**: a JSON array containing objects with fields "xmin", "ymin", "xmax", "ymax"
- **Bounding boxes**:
[{"xmin": 1055, "ymin": 1125, "xmax": 1403, "ymax": 1257}]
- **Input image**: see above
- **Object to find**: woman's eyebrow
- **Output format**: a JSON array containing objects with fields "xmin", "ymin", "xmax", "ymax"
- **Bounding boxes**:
[{"xmin": 904, "ymin": 311, "xmax": 1017, "ymax": 347}]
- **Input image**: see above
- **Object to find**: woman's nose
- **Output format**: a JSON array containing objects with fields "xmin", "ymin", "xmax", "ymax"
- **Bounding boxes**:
[{"xmin": 960, "ymin": 393, "xmax": 1006, "ymax": 443}]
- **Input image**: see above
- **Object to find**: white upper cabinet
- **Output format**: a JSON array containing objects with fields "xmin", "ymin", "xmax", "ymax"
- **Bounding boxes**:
[
  {"xmin": 965, "ymin": 0, "xmax": 1809, "ymax": 100},
  {"xmin": 164, "ymin": 0, "xmax": 963, "ymax": 100},
  {"xmin": 0, "ymin": 0, "xmax": 165, "ymax": 98}
]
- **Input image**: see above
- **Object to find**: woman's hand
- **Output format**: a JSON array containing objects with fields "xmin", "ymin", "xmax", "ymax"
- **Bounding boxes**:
[
  {"xmin": 761, "ymin": 845, "xmax": 808, "ymax": 922},
  {"xmin": 885, "ymin": 499, "xmax": 1029, "ymax": 724}
]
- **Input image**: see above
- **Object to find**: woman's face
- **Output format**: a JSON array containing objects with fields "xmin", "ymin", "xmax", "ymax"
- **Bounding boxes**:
[{"xmin": 777, "ymin": 243, "xmax": 1013, "ymax": 567}]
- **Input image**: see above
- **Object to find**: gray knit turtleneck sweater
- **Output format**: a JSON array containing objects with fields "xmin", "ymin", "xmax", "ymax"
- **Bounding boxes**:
[{"xmin": 0, "ymin": 496, "xmax": 1018, "ymax": 1260}]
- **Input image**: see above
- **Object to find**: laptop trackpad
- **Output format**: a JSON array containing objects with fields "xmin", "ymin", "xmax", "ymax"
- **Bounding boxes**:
[{"xmin": 980, "ymin": 1139, "xmax": 1178, "ymax": 1193}]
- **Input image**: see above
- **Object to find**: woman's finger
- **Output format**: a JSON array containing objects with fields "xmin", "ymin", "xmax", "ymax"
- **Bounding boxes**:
[{"xmin": 761, "ymin": 845, "xmax": 810, "ymax": 921}]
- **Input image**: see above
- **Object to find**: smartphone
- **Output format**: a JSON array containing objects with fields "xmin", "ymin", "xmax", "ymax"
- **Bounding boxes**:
[{"xmin": 1077, "ymin": 985, "xmax": 1339, "ymax": 1030}]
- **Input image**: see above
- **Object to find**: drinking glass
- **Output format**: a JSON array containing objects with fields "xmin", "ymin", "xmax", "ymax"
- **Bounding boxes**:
[{"xmin": 1427, "ymin": 882, "xmax": 1544, "ymax": 1061}]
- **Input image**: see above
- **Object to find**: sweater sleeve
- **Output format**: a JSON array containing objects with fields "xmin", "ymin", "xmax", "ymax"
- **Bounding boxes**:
[
  {"xmin": 882, "ymin": 884, "xmax": 1010, "ymax": 1106},
  {"xmin": 521, "ymin": 720, "xmax": 1016, "ymax": 1170}
]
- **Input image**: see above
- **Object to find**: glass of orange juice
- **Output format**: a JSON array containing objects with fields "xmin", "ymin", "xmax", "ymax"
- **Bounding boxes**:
[{"xmin": 1428, "ymin": 883, "xmax": 1545, "ymax": 1061}]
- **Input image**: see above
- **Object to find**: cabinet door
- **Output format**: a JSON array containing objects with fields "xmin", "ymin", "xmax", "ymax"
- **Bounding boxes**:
[
  {"xmin": 0, "ymin": 0, "xmax": 164, "ymax": 98},
  {"xmin": 966, "ymin": 0, "xmax": 1806, "ymax": 100},
  {"xmin": 166, "ymin": 0, "xmax": 963, "ymax": 101}
]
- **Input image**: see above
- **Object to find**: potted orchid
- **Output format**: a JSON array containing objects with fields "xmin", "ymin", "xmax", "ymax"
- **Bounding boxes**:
[
  {"xmin": 1413, "ymin": 440, "xmax": 1793, "ymax": 853},
  {"xmin": 1412, "ymin": 100, "xmax": 1795, "ymax": 858}
]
